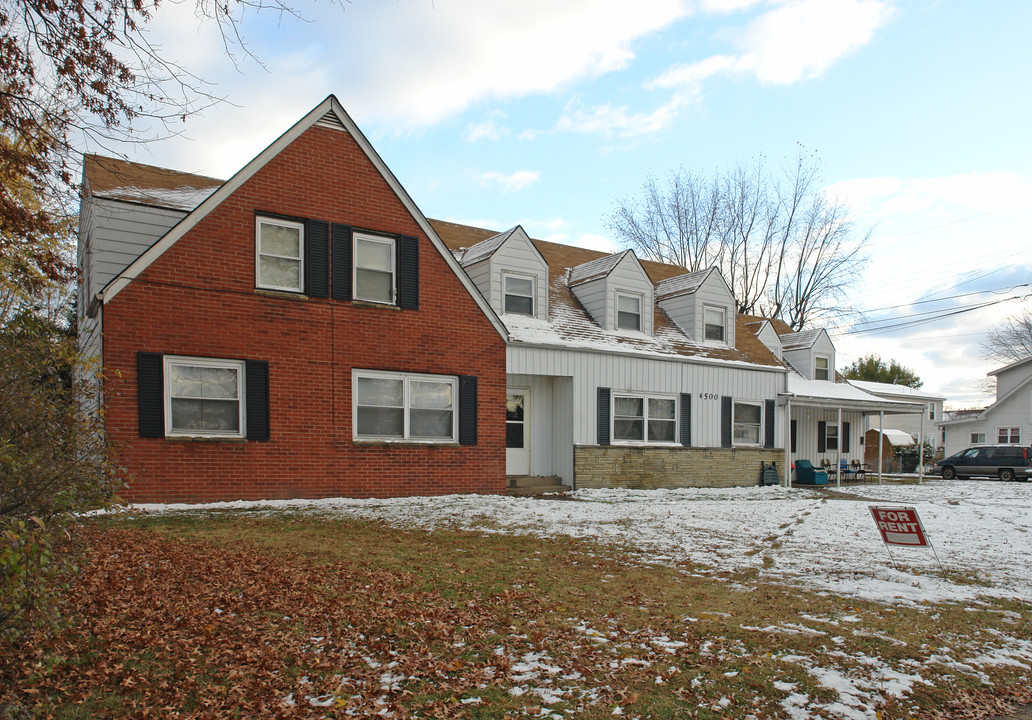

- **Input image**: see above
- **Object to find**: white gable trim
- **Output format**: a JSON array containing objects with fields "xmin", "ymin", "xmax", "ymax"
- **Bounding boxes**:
[{"xmin": 99, "ymin": 95, "xmax": 508, "ymax": 340}]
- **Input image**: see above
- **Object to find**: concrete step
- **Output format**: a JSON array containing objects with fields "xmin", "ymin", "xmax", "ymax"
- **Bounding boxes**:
[
  {"xmin": 506, "ymin": 476, "xmax": 570, "ymax": 496},
  {"xmin": 507, "ymin": 483, "xmax": 571, "ymax": 497}
]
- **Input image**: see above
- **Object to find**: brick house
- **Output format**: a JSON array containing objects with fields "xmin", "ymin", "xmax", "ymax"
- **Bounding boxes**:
[
  {"xmin": 79, "ymin": 96, "xmax": 922, "ymax": 501},
  {"xmin": 78, "ymin": 96, "xmax": 508, "ymax": 502}
]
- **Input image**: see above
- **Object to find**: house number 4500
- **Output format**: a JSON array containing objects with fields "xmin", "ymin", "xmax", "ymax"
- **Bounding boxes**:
[{"xmin": 698, "ymin": 392, "xmax": 719, "ymax": 400}]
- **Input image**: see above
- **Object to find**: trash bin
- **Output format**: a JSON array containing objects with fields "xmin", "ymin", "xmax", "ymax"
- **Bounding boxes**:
[{"xmin": 760, "ymin": 462, "xmax": 780, "ymax": 486}]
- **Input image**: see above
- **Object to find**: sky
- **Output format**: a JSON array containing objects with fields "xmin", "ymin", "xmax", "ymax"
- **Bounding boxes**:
[{"xmin": 104, "ymin": 0, "xmax": 1032, "ymax": 409}]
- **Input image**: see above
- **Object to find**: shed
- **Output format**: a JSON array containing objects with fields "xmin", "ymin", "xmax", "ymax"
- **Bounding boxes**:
[{"xmin": 865, "ymin": 428, "xmax": 915, "ymax": 471}]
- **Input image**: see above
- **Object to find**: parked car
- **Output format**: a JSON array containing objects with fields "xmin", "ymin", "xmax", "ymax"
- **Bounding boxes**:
[{"xmin": 934, "ymin": 445, "xmax": 1032, "ymax": 481}]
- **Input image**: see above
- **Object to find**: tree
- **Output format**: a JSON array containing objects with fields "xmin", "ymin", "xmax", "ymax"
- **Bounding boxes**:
[
  {"xmin": 607, "ymin": 151, "xmax": 868, "ymax": 331},
  {"xmin": 982, "ymin": 309, "xmax": 1032, "ymax": 366},
  {"xmin": 842, "ymin": 354, "xmax": 923, "ymax": 388}
]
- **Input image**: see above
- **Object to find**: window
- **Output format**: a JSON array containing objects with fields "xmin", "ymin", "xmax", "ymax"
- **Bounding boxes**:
[
  {"xmin": 164, "ymin": 357, "xmax": 245, "ymax": 437},
  {"xmin": 733, "ymin": 402, "xmax": 762, "ymax": 445},
  {"xmin": 503, "ymin": 274, "xmax": 534, "ymax": 316},
  {"xmin": 814, "ymin": 356, "xmax": 830, "ymax": 381},
  {"xmin": 613, "ymin": 394, "xmax": 676, "ymax": 443},
  {"xmin": 929, "ymin": 406, "xmax": 936, "ymax": 420},
  {"xmin": 354, "ymin": 233, "xmax": 396, "ymax": 304},
  {"xmin": 354, "ymin": 371, "xmax": 456, "ymax": 442},
  {"xmin": 256, "ymin": 218, "xmax": 304, "ymax": 292},
  {"xmin": 997, "ymin": 427, "xmax": 1020, "ymax": 444},
  {"xmin": 617, "ymin": 293, "xmax": 641, "ymax": 331},
  {"xmin": 704, "ymin": 306, "xmax": 725, "ymax": 342},
  {"xmin": 971, "ymin": 432, "xmax": 986, "ymax": 444},
  {"xmin": 824, "ymin": 422, "xmax": 839, "ymax": 451}
]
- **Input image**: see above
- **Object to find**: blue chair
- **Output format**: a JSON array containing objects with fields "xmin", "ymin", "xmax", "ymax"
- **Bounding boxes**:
[{"xmin": 795, "ymin": 460, "xmax": 829, "ymax": 485}]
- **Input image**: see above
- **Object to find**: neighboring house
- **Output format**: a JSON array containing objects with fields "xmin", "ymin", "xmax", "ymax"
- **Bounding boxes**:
[
  {"xmin": 847, "ymin": 380, "xmax": 945, "ymax": 448},
  {"xmin": 78, "ymin": 96, "xmax": 923, "ymax": 502},
  {"xmin": 78, "ymin": 96, "xmax": 508, "ymax": 502},
  {"xmin": 938, "ymin": 357, "xmax": 1032, "ymax": 456}
]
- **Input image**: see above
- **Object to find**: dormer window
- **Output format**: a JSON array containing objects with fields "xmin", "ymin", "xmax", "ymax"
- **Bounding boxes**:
[
  {"xmin": 815, "ymin": 355, "xmax": 830, "ymax": 381},
  {"xmin": 704, "ymin": 306, "xmax": 725, "ymax": 342},
  {"xmin": 503, "ymin": 274, "xmax": 535, "ymax": 316},
  {"xmin": 617, "ymin": 293, "xmax": 641, "ymax": 331}
]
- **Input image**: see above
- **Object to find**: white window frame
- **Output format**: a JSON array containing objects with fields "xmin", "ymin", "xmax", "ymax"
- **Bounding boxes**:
[
  {"xmin": 612, "ymin": 392, "xmax": 678, "ymax": 445},
  {"xmin": 814, "ymin": 355, "xmax": 831, "ymax": 381},
  {"xmin": 353, "ymin": 370, "xmax": 458, "ymax": 443},
  {"xmin": 255, "ymin": 217, "xmax": 305, "ymax": 293},
  {"xmin": 824, "ymin": 421, "xmax": 839, "ymax": 451},
  {"xmin": 970, "ymin": 432, "xmax": 986, "ymax": 445},
  {"xmin": 502, "ymin": 273, "xmax": 535, "ymax": 317},
  {"xmin": 733, "ymin": 401, "xmax": 762, "ymax": 446},
  {"xmin": 997, "ymin": 427, "xmax": 1020, "ymax": 444},
  {"xmin": 703, "ymin": 305, "xmax": 726, "ymax": 343},
  {"xmin": 353, "ymin": 233, "xmax": 397, "ymax": 305},
  {"xmin": 163, "ymin": 356, "xmax": 246, "ymax": 438},
  {"xmin": 616, "ymin": 292, "xmax": 643, "ymax": 332}
]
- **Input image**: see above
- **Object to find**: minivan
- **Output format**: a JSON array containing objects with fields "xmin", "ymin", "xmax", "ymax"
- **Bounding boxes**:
[{"xmin": 934, "ymin": 445, "xmax": 1032, "ymax": 481}]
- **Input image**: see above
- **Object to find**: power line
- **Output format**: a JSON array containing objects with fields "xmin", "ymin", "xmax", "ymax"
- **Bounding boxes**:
[{"xmin": 841, "ymin": 295, "xmax": 1027, "ymax": 337}]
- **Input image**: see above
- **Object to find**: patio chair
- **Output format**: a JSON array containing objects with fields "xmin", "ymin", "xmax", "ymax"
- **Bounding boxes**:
[
  {"xmin": 840, "ymin": 459, "xmax": 865, "ymax": 482},
  {"xmin": 795, "ymin": 460, "xmax": 829, "ymax": 486}
]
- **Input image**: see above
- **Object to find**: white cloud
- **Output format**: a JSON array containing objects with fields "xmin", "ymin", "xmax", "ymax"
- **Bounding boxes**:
[
  {"xmin": 475, "ymin": 170, "xmax": 542, "ymax": 192},
  {"xmin": 464, "ymin": 120, "xmax": 509, "ymax": 143},
  {"xmin": 555, "ymin": 97, "xmax": 683, "ymax": 138}
]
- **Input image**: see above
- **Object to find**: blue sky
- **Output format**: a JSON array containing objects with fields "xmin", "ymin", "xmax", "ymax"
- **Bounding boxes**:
[{"xmin": 114, "ymin": 0, "xmax": 1032, "ymax": 408}]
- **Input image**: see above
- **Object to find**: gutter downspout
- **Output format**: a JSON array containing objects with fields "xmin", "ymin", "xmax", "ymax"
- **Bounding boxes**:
[{"xmin": 784, "ymin": 398, "xmax": 792, "ymax": 488}]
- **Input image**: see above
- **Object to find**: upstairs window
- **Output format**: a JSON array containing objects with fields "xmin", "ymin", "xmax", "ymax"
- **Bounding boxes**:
[
  {"xmin": 503, "ymin": 274, "xmax": 535, "ymax": 316},
  {"xmin": 733, "ymin": 402, "xmax": 761, "ymax": 445},
  {"xmin": 354, "ymin": 234, "xmax": 396, "ymax": 304},
  {"xmin": 616, "ymin": 293, "xmax": 641, "ymax": 331},
  {"xmin": 256, "ymin": 218, "xmax": 304, "ymax": 293},
  {"xmin": 815, "ymin": 355, "xmax": 830, "ymax": 381},
  {"xmin": 704, "ymin": 306, "xmax": 726, "ymax": 342}
]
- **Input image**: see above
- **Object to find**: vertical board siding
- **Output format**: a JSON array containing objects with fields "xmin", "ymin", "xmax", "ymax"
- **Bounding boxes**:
[{"xmin": 790, "ymin": 409, "xmax": 866, "ymax": 468}]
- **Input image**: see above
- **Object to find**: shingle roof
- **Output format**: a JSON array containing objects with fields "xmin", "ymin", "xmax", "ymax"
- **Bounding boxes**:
[
  {"xmin": 430, "ymin": 219, "xmax": 785, "ymax": 368},
  {"xmin": 779, "ymin": 327, "xmax": 824, "ymax": 350},
  {"xmin": 83, "ymin": 154, "xmax": 223, "ymax": 211},
  {"xmin": 567, "ymin": 250, "xmax": 631, "ymax": 285},
  {"xmin": 654, "ymin": 268, "xmax": 712, "ymax": 299},
  {"xmin": 456, "ymin": 227, "xmax": 517, "ymax": 266}
]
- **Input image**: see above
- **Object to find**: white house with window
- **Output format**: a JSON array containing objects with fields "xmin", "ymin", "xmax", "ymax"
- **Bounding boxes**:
[
  {"xmin": 939, "ymin": 357, "xmax": 1032, "ymax": 456},
  {"xmin": 847, "ymin": 380, "xmax": 945, "ymax": 449}
]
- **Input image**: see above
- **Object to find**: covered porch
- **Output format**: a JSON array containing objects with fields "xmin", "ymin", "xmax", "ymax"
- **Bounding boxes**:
[{"xmin": 780, "ymin": 377, "xmax": 926, "ymax": 487}]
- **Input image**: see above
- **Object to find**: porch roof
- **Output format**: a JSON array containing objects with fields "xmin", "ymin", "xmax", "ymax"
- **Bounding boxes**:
[{"xmin": 782, "ymin": 373, "xmax": 924, "ymax": 414}]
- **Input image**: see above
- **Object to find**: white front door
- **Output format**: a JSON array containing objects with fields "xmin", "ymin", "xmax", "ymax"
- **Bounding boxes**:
[{"xmin": 506, "ymin": 390, "xmax": 530, "ymax": 475}]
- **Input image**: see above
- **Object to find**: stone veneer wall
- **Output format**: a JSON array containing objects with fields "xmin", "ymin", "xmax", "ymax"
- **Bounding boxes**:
[{"xmin": 574, "ymin": 446, "xmax": 782, "ymax": 489}]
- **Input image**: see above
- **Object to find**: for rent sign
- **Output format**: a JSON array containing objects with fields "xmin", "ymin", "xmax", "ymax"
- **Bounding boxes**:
[{"xmin": 869, "ymin": 506, "xmax": 929, "ymax": 547}]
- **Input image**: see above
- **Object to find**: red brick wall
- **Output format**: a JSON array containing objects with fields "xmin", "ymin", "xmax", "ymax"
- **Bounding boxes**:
[{"xmin": 102, "ymin": 125, "xmax": 507, "ymax": 502}]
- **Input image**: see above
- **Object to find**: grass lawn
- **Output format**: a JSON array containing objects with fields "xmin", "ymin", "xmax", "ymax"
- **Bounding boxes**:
[{"xmin": 3, "ymin": 503, "xmax": 1031, "ymax": 719}]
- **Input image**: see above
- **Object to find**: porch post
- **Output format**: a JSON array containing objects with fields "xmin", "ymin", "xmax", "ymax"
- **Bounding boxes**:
[
  {"xmin": 836, "ymin": 407, "xmax": 843, "ymax": 487},
  {"xmin": 878, "ymin": 410, "xmax": 885, "ymax": 484},
  {"xmin": 918, "ymin": 403, "xmax": 926, "ymax": 484},
  {"xmin": 784, "ymin": 399, "xmax": 792, "ymax": 488}
]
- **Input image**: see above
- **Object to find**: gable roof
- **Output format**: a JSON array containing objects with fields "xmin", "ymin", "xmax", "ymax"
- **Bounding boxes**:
[
  {"xmin": 779, "ymin": 327, "xmax": 827, "ymax": 351},
  {"xmin": 568, "ymin": 249, "xmax": 641, "ymax": 285},
  {"xmin": 989, "ymin": 355, "xmax": 1032, "ymax": 377},
  {"xmin": 941, "ymin": 371, "xmax": 1032, "ymax": 425},
  {"xmin": 93, "ymin": 95, "xmax": 508, "ymax": 339},
  {"xmin": 431, "ymin": 219, "xmax": 785, "ymax": 370},
  {"xmin": 847, "ymin": 379, "xmax": 945, "ymax": 402},
  {"xmin": 654, "ymin": 268, "xmax": 713, "ymax": 298},
  {"xmin": 455, "ymin": 225, "xmax": 548, "ymax": 271}
]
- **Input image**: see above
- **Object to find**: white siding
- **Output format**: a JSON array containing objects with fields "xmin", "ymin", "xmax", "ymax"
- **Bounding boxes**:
[
  {"xmin": 790, "ymin": 409, "xmax": 866, "ymax": 468},
  {"xmin": 507, "ymin": 345, "xmax": 784, "ymax": 450},
  {"xmin": 756, "ymin": 323, "xmax": 782, "ymax": 358},
  {"xmin": 657, "ymin": 292, "xmax": 696, "ymax": 336},
  {"xmin": 995, "ymin": 363, "xmax": 1032, "ymax": 398},
  {"xmin": 940, "ymin": 383, "xmax": 1032, "ymax": 455},
  {"xmin": 86, "ymin": 199, "xmax": 187, "ymax": 296},
  {"xmin": 491, "ymin": 233, "xmax": 549, "ymax": 320},
  {"xmin": 783, "ymin": 331, "xmax": 835, "ymax": 380},
  {"xmin": 570, "ymin": 276, "xmax": 607, "ymax": 327},
  {"xmin": 867, "ymin": 400, "xmax": 942, "ymax": 447},
  {"xmin": 464, "ymin": 258, "xmax": 491, "ymax": 305},
  {"xmin": 657, "ymin": 270, "xmax": 735, "ymax": 346},
  {"xmin": 507, "ymin": 373, "xmax": 574, "ymax": 481},
  {"xmin": 607, "ymin": 255, "xmax": 654, "ymax": 335}
]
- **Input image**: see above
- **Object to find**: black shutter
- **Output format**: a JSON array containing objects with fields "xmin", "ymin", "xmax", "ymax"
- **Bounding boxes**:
[
  {"xmin": 790, "ymin": 419, "xmax": 797, "ymax": 453},
  {"xmin": 306, "ymin": 220, "xmax": 330, "ymax": 298},
  {"xmin": 397, "ymin": 235, "xmax": 419, "ymax": 309},
  {"xmin": 721, "ymin": 396, "xmax": 733, "ymax": 448},
  {"xmin": 764, "ymin": 399, "xmax": 775, "ymax": 449},
  {"xmin": 597, "ymin": 387, "xmax": 611, "ymax": 445},
  {"xmin": 458, "ymin": 375, "xmax": 477, "ymax": 445},
  {"xmin": 817, "ymin": 421, "xmax": 827, "ymax": 453},
  {"xmin": 245, "ymin": 360, "xmax": 270, "ymax": 441},
  {"xmin": 331, "ymin": 224, "xmax": 352, "ymax": 300},
  {"xmin": 843, "ymin": 421, "xmax": 851, "ymax": 453},
  {"xmin": 679, "ymin": 393, "xmax": 692, "ymax": 447},
  {"xmin": 137, "ymin": 352, "xmax": 164, "ymax": 438}
]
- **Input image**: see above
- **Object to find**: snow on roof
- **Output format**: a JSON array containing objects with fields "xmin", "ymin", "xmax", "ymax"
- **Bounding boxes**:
[
  {"xmin": 847, "ymin": 380, "xmax": 944, "ymax": 402},
  {"xmin": 84, "ymin": 153, "xmax": 223, "ymax": 211},
  {"xmin": 96, "ymin": 185, "xmax": 220, "ymax": 212},
  {"xmin": 456, "ymin": 227, "xmax": 516, "ymax": 266},
  {"xmin": 779, "ymin": 328, "xmax": 824, "ymax": 350},
  {"xmin": 875, "ymin": 429, "xmax": 917, "ymax": 446},
  {"xmin": 989, "ymin": 355, "xmax": 1032, "ymax": 376},
  {"xmin": 654, "ymin": 268, "xmax": 711, "ymax": 298},
  {"xmin": 567, "ymin": 250, "xmax": 630, "ymax": 285},
  {"xmin": 786, "ymin": 373, "xmax": 924, "ymax": 412}
]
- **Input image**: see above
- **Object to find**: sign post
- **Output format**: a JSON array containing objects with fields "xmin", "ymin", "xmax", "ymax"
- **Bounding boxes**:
[{"xmin": 868, "ymin": 505, "xmax": 947, "ymax": 577}]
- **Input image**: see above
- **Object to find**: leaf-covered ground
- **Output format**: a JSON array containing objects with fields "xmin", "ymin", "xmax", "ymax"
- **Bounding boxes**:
[{"xmin": 2, "ymin": 513, "xmax": 1031, "ymax": 719}]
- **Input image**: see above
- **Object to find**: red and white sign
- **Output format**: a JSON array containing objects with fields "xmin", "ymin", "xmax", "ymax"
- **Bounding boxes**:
[{"xmin": 869, "ymin": 506, "xmax": 929, "ymax": 547}]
